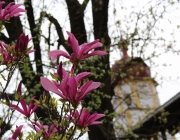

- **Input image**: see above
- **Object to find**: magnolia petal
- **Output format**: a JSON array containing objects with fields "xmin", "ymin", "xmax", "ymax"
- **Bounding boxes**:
[
  {"xmin": 28, "ymin": 100, "xmax": 33, "ymax": 113},
  {"xmin": 28, "ymin": 97, "xmax": 38, "ymax": 115},
  {"xmin": 75, "ymin": 108, "xmax": 105, "ymax": 128},
  {"xmin": 31, "ymin": 104, "xmax": 39, "ymax": 115},
  {"xmin": 8, "ymin": 3, "xmax": 22, "ymax": 10},
  {"xmin": 87, "ymin": 113, "xmax": 105, "ymax": 123},
  {"xmin": 10, "ymin": 104, "xmax": 26, "ymax": 116},
  {"xmin": 67, "ymin": 77, "xmax": 77, "ymax": 101},
  {"xmin": 8, "ymin": 4, "xmax": 25, "ymax": 13},
  {"xmin": 80, "ymin": 82, "xmax": 101, "ymax": 101},
  {"xmin": 40, "ymin": 77, "xmax": 64, "ymax": 98},
  {"xmin": 77, "ymin": 81, "xmax": 92, "ymax": 102},
  {"xmin": 81, "ymin": 108, "xmax": 91, "ymax": 120},
  {"xmin": 76, "ymin": 72, "xmax": 92, "ymax": 83},
  {"xmin": 58, "ymin": 85, "xmax": 68, "ymax": 100},
  {"xmin": 66, "ymin": 31, "xmax": 79, "ymax": 55},
  {"xmin": 17, "ymin": 81, "xmax": 22, "ymax": 95},
  {"xmin": 49, "ymin": 124, "xmax": 57, "ymax": 133},
  {"xmin": 84, "ymin": 113, "xmax": 105, "ymax": 127},
  {"xmin": 4, "ymin": 3, "xmax": 14, "ymax": 12},
  {"xmin": 79, "ymin": 81, "xmax": 93, "ymax": 93},
  {"xmin": 20, "ymin": 99, "xmax": 28, "ymax": 115},
  {"xmin": 5, "ymin": 2, "xmax": 14, "ymax": 7},
  {"xmin": 11, "ymin": 8, "xmax": 26, "ymax": 15},
  {"xmin": 0, "ymin": 2, "xmax": 5, "ymax": 6},
  {"xmin": 81, "ymin": 40, "xmax": 102, "ymax": 54},
  {"xmin": 33, "ymin": 122, "xmax": 42, "ymax": 130},
  {"xmin": 58, "ymin": 72, "xmax": 69, "ymax": 98},
  {"xmin": 3, "ymin": 2, "xmax": 25, "ymax": 20},
  {"xmin": 11, "ymin": 125, "xmax": 23, "ymax": 139},
  {"xmin": 48, "ymin": 50, "xmax": 70, "ymax": 61},
  {"xmin": 29, "ymin": 122, "xmax": 41, "ymax": 133},
  {"xmin": 79, "ymin": 108, "xmax": 90, "ymax": 126},
  {"xmin": 13, "ymin": 13, "xmax": 22, "ymax": 17},
  {"xmin": 89, "ymin": 121, "xmax": 102, "ymax": 125}
]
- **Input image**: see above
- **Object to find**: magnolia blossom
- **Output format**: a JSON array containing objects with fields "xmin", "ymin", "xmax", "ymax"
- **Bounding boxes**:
[
  {"xmin": 0, "ymin": 34, "xmax": 34, "ymax": 63},
  {"xmin": 14, "ymin": 33, "xmax": 33, "ymax": 53},
  {"xmin": 8, "ymin": 125, "xmax": 23, "ymax": 140},
  {"xmin": 71, "ymin": 108, "xmax": 105, "ymax": 129},
  {"xmin": 29, "ymin": 122, "xmax": 59, "ymax": 139},
  {"xmin": 10, "ymin": 97, "xmax": 39, "ymax": 117},
  {"xmin": 49, "ymin": 31, "xmax": 107, "ymax": 64},
  {"xmin": 40, "ymin": 76, "xmax": 100, "ymax": 105},
  {"xmin": 0, "ymin": 1, "xmax": 26, "ymax": 20},
  {"xmin": 41, "ymin": 65, "xmax": 100, "ymax": 105}
]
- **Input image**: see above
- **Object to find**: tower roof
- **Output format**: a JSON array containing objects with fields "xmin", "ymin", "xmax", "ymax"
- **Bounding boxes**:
[{"xmin": 111, "ymin": 37, "xmax": 155, "ymax": 84}]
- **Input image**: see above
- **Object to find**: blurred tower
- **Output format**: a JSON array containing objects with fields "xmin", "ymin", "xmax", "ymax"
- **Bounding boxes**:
[{"xmin": 111, "ymin": 37, "xmax": 160, "ymax": 137}]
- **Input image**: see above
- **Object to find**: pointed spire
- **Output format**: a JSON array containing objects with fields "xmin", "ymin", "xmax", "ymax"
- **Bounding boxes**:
[{"xmin": 118, "ymin": 36, "xmax": 129, "ymax": 59}]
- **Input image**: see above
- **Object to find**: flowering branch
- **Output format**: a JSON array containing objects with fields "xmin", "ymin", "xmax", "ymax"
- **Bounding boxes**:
[{"xmin": 0, "ymin": 1, "xmax": 106, "ymax": 139}]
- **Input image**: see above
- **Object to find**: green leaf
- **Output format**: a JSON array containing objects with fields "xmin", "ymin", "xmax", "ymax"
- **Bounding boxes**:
[
  {"xmin": 50, "ymin": 72, "xmax": 59, "ymax": 80},
  {"xmin": 0, "ymin": 74, "xmax": 6, "ymax": 81},
  {"xmin": 0, "ymin": 100, "xmax": 8, "ymax": 106}
]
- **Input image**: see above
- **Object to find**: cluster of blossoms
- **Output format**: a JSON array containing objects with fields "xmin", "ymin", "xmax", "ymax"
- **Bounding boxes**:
[
  {"xmin": 0, "ymin": 1, "xmax": 106, "ymax": 140},
  {"xmin": 0, "ymin": 33, "xmax": 34, "ymax": 64}
]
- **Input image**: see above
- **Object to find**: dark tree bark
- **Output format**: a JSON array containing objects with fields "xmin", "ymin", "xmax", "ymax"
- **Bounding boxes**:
[
  {"xmin": 24, "ymin": 0, "xmax": 43, "ymax": 76},
  {"xmin": 65, "ymin": 0, "xmax": 87, "ymax": 44},
  {"xmin": 85, "ymin": 1, "xmax": 116, "ymax": 140}
]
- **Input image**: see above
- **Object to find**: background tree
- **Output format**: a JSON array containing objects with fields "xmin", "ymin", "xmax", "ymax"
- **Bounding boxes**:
[{"xmin": 1, "ymin": 0, "xmax": 180, "ymax": 139}]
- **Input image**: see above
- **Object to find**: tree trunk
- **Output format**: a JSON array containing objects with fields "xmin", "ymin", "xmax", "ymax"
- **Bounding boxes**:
[
  {"xmin": 66, "ymin": 0, "xmax": 87, "ymax": 44},
  {"xmin": 86, "ymin": 0, "xmax": 116, "ymax": 140}
]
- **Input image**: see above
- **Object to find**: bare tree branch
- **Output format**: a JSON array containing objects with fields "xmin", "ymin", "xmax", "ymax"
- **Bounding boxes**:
[
  {"xmin": 41, "ymin": 12, "xmax": 72, "ymax": 54},
  {"xmin": 0, "ymin": 32, "xmax": 11, "ymax": 44},
  {"xmin": 24, "ymin": 0, "xmax": 43, "ymax": 75},
  {"xmin": 81, "ymin": 0, "xmax": 90, "ymax": 11}
]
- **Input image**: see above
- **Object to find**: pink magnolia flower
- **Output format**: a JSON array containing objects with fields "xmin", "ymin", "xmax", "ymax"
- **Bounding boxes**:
[
  {"xmin": 48, "ymin": 31, "xmax": 107, "ymax": 64},
  {"xmin": 0, "ymin": 1, "xmax": 26, "ymax": 20},
  {"xmin": 10, "ymin": 97, "xmax": 39, "ymax": 117},
  {"xmin": 71, "ymin": 108, "xmax": 105, "ymax": 129},
  {"xmin": 29, "ymin": 122, "xmax": 59, "ymax": 139},
  {"xmin": 41, "ymin": 70, "xmax": 100, "ymax": 104},
  {"xmin": 14, "ymin": 33, "xmax": 34, "ymax": 53},
  {"xmin": 8, "ymin": 125, "xmax": 23, "ymax": 140},
  {"xmin": 0, "ymin": 34, "xmax": 35, "ymax": 63}
]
